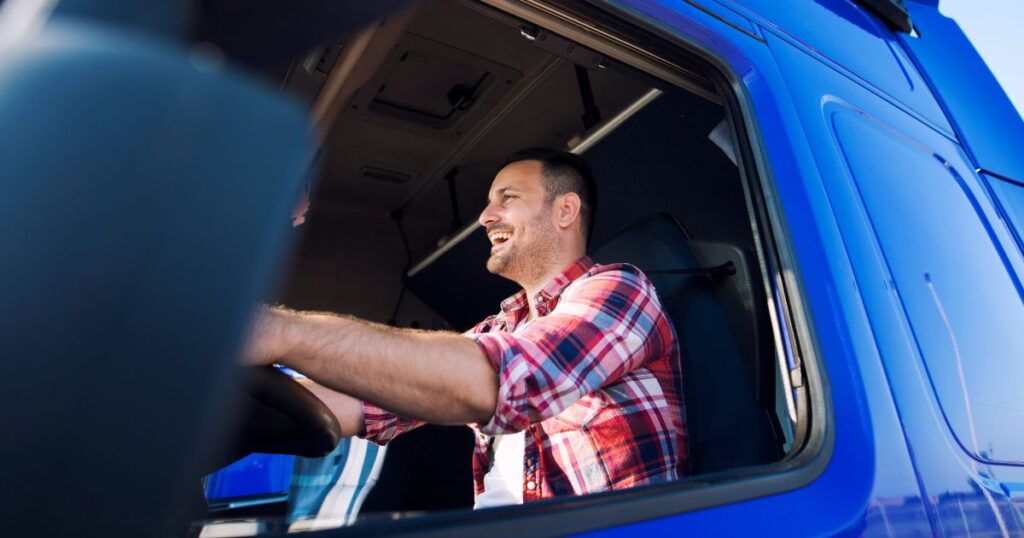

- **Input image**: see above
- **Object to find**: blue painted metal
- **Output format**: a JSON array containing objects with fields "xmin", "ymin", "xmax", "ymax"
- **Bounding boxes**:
[
  {"xmin": 985, "ymin": 173, "xmax": 1024, "ymax": 257},
  {"xmin": 708, "ymin": 0, "xmax": 952, "ymax": 134},
  {"xmin": 898, "ymin": 2, "xmax": 1024, "ymax": 181},
  {"xmin": 206, "ymin": 454, "xmax": 295, "ymax": 500},
  {"xmin": 581, "ymin": 0, "xmax": 1024, "ymax": 536}
]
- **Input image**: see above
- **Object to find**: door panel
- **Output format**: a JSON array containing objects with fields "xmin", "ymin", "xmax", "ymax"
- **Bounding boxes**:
[
  {"xmin": 830, "ymin": 104, "xmax": 1024, "ymax": 466},
  {"xmin": 763, "ymin": 25, "xmax": 1022, "ymax": 536}
]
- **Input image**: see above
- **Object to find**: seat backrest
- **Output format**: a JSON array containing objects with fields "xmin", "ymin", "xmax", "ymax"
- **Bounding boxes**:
[{"xmin": 592, "ymin": 214, "xmax": 779, "ymax": 475}]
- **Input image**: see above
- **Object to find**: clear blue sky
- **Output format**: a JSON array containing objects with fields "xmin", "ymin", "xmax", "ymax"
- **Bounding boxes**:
[{"xmin": 940, "ymin": 0, "xmax": 1024, "ymax": 122}]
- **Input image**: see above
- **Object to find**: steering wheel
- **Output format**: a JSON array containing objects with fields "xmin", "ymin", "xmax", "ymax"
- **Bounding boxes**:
[{"xmin": 204, "ymin": 366, "xmax": 342, "ymax": 473}]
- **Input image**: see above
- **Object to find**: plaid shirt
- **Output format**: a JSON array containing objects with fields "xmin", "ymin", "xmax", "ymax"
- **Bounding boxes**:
[{"xmin": 361, "ymin": 256, "xmax": 686, "ymax": 501}]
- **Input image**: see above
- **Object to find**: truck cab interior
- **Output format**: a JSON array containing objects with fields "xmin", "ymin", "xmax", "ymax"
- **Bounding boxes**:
[{"xmin": 194, "ymin": 0, "xmax": 804, "ymax": 533}]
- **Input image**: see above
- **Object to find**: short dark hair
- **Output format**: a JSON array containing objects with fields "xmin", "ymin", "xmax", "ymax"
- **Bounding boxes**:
[{"xmin": 504, "ymin": 147, "xmax": 598, "ymax": 244}]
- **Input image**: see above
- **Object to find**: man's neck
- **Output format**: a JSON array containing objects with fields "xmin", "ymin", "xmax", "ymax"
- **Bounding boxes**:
[{"xmin": 520, "ymin": 252, "xmax": 585, "ymax": 320}]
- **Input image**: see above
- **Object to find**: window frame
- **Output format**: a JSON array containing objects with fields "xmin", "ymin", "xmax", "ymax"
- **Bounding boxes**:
[{"xmin": 321, "ymin": 0, "xmax": 835, "ymax": 533}]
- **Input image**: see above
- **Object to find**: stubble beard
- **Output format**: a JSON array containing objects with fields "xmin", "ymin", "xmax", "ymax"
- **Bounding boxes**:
[{"xmin": 486, "ymin": 212, "xmax": 560, "ymax": 287}]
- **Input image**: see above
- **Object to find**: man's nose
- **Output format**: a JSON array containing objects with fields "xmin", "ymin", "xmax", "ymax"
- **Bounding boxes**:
[{"xmin": 479, "ymin": 201, "xmax": 499, "ymax": 228}]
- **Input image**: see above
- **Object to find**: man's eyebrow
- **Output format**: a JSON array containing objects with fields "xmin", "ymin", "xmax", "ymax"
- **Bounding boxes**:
[{"xmin": 490, "ymin": 186, "xmax": 520, "ymax": 198}]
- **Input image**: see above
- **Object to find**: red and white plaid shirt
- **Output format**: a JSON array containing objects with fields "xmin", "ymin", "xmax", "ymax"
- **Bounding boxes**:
[{"xmin": 361, "ymin": 256, "xmax": 686, "ymax": 501}]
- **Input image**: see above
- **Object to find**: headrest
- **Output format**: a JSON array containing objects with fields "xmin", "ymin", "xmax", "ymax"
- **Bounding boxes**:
[{"xmin": 591, "ymin": 213, "xmax": 698, "ymax": 303}]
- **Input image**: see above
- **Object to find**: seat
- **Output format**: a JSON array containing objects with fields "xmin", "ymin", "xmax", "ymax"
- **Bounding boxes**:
[{"xmin": 591, "ymin": 213, "xmax": 780, "ymax": 475}]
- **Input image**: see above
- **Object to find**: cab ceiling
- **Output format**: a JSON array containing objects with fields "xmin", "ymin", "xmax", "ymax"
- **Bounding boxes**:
[{"xmin": 311, "ymin": 0, "xmax": 652, "ymax": 230}]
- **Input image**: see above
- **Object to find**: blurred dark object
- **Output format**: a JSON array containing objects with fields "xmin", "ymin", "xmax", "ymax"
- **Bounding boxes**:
[
  {"xmin": 192, "ymin": 0, "xmax": 417, "ymax": 68},
  {"xmin": 50, "ymin": 0, "xmax": 417, "ymax": 70},
  {"xmin": 0, "ymin": 18, "xmax": 311, "ymax": 538}
]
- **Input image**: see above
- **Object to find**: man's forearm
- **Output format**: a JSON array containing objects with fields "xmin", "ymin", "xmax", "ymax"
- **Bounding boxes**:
[
  {"xmin": 260, "ymin": 307, "xmax": 499, "ymax": 425},
  {"xmin": 297, "ymin": 379, "xmax": 366, "ymax": 437}
]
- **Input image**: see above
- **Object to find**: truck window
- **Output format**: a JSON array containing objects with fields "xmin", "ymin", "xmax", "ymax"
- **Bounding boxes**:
[{"xmin": 196, "ymin": 0, "xmax": 814, "ymax": 534}]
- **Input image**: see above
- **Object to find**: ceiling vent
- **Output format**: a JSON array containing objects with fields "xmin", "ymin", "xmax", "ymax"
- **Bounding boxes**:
[{"xmin": 345, "ymin": 33, "xmax": 522, "ymax": 133}]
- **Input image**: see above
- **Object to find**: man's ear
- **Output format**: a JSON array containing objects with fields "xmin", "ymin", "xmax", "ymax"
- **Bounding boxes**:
[{"xmin": 556, "ymin": 192, "xmax": 582, "ymax": 231}]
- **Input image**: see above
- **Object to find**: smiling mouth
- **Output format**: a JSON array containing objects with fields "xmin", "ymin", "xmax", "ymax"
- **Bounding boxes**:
[{"xmin": 487, "ymin": 230, "xmax": 513, "ymax": 247}]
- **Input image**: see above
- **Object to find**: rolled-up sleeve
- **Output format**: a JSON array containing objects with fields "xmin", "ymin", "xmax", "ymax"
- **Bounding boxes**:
[
  {"xmin": 470, "ymin": 266, "xmax": 669, "ymax": 436},
  {"xmin": 359, "ymin": 401, "xmax": 424, "ymax": 445}
]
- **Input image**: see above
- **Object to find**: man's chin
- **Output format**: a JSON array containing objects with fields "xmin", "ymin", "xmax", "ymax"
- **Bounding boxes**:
[
  {"xmin": 486, "ymin": 254, "xmax": 513, "ymax": 278},
  {"xmin": 485, "ymin": 257, "xmax": 504, "ymax": 275}
]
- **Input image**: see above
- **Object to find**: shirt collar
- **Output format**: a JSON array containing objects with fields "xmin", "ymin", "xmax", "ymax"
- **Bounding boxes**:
[{"xmin": 499, "ymin": 256, "xmax": 594, "ymax": 318}]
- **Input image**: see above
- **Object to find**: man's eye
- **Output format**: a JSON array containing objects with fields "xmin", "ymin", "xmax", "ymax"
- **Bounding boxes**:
[{"xmin": 503, "ymin": 194, "xmax": 516, "ymax": 201}]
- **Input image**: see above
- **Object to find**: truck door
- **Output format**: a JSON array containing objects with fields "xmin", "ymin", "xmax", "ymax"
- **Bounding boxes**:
[{"xmin": 689, "ymin": 0, "xmax": 1024, "ymax": 535}]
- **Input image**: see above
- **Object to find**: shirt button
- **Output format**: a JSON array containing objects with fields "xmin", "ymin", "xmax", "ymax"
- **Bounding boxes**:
[{"xmin": 526, "ymin": 480, "xmax": 537, "ymax": 491}]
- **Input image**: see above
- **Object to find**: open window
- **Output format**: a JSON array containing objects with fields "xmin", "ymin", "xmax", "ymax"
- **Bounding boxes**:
[{"xmin": 196, "ymin": 0, "xmax": 818, "ymax": 534}]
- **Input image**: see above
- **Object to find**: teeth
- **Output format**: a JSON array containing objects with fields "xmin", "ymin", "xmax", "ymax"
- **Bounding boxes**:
[{"xmin": 488, "ymin": 231, "xmax": 512, "ymax": 245}]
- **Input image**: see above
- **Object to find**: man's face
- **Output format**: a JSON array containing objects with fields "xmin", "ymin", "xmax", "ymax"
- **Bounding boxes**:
[{"xmin": 478, "ymin": 160, "xmax": 559, "ymax": 283}]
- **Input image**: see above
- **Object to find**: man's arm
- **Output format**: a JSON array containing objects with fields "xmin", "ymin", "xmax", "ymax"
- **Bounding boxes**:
[
  {"xmin": 243, "ymin": 306, "xmax": 499, "ymax": 426},
  {"xmin": 296, "ymin": 379, "xmax": 366, "ymax": 437}
]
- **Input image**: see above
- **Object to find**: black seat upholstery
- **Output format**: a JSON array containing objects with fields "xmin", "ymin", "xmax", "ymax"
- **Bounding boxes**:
[
  {"xmin": 360, "ymin": 425, "xmax": 475, "ymax": 513},
  {"xmin": 592, "ymin": 214, "xmax": 779, "ymax": 475}
]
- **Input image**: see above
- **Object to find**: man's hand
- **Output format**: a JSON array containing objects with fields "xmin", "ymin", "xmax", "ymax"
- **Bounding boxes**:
[{"xmin": 240, "ymin": 306, "xmax": 366, "ymax": 437}]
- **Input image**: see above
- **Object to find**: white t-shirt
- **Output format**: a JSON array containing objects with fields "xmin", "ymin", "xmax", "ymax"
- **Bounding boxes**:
[
  {"xmin": 474, "ymin": 313, "xmax": 535, "ymax": 509},
  {"xmin": 472, "ymin": 431, "xmax": 525, "ymax": 509}
]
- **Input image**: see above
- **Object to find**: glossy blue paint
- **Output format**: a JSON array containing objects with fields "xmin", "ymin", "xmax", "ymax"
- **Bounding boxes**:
[
  {"xmin": 708, "ymin": 0, "xmax": 952, "ymax": 134},
  {"xmin": 985, "ymin": 174, "xmax": 1024, "ymax": 255},
  {"xmin": 830, "ymin": 106, "xmax": 1024, "ymax": 466},
  {"xmin": 584, "ymin": 0, "xmax": 1024, "ymax": 536},
  {"xmin": 816, "ymin": 97, "xmax": 1024, "ymax": 533},
  {"xmin": 206, "ymin": 454, "xmax": 295, "ymax": 500},
  {"xmin": 899, "ymin": 3, "xmax": 1024, "ymax": 181},
  {"xmin": 579, "ymin": 2, "xmax": 919, "ymax": 533}
]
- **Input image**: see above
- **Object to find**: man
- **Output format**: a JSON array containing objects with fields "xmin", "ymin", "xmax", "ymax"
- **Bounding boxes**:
[{"xmin": 243, "ymin": 148, "xmax": 686, "ymax": 506}]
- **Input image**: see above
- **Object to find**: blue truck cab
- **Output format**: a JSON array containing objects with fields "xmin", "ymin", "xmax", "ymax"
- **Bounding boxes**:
[{"xmin": 2, "ymin": 0, "xmax": 1022, "ymax": 536}]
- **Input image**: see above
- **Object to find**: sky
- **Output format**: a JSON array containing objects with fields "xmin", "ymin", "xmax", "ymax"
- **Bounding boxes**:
[{"xmin": 940, "ymin": 0, "xmax": 1024, "ymax": 123}]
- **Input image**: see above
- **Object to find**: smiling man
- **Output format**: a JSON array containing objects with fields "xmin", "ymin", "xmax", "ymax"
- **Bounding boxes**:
[{"xmin": 243, "ymin": 148, "xmax": 687, "ymax": 505}]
